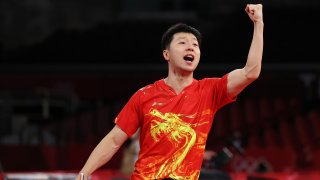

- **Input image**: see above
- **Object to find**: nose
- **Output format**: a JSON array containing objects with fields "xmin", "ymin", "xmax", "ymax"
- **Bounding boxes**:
[{"xmin": 186, "ymin": 44, "xmax": 194, "ymax": 52}]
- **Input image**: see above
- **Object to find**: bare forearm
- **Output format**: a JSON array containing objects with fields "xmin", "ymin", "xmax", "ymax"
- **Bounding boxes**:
[
  {"xmin": 244, "ymin": 21, "xmax": 264, "ymax": 79},
  {"xmin": 80, "ymin": 136, "xmax": 120, "ymax": 175},
  {"xmin": 226, "ymin": 4, "xmax": 264, "ymax": 98},
  {"xmin": 77, "ymin": 126, "xmax": 128, "ymax": 179}
]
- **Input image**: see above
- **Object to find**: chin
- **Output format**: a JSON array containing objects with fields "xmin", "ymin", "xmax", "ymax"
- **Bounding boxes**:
[{"xmin": 181, "ymin": 68, "xmax": 196, "ymax": 74}]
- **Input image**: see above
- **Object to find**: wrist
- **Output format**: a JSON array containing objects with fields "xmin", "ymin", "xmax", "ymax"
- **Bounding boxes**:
[
  {"xmin": 78, "ymin": 172, "xmax": 89, "ymax": 180},
  {"xmin": 80, "ymin": 172, "xmax": 85, "ymax": 179},
  {"xmin": 254, "ymin": 20, "xmax": 264, "ymax": 26}
]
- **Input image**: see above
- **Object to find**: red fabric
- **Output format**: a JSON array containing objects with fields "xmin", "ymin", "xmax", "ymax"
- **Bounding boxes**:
[
  {"xmin": 2, "ymin": 170, "xmax": 320, "ymax": 180},
  {"xmin": 115, "ymin": 75, "xmax": 236, "ymax": 179}
]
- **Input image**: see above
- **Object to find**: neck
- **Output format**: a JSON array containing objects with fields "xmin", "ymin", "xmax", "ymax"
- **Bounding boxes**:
[{"xmin": 164, "ymin": 71, "xmax": 193, "ymax": 94}]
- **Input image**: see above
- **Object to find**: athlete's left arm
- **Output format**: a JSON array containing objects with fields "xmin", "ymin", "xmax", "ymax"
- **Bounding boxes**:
[{"xmin": 227, "ymin": 4, "xmax": 264, "ymax": 98}]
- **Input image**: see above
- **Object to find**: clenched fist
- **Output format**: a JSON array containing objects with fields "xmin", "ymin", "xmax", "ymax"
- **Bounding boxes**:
[{"xmin": 245, "ymin": 4, "xmax": 263, "ymax": 23}]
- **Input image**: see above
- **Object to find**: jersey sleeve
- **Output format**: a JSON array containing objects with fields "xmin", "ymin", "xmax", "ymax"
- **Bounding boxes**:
[
  {"xmin": 114, "ymin": 90, "xmax": 142, "ymax": 137},
  {"xmin": 204, "ymin": 73, "xmax": 237, "ymax": 111}
]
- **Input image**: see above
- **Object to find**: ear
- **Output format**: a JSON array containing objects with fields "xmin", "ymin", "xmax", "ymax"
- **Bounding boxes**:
[{"xmin": 163, "ymin": 49, "xmax": 169, "ymax": 61}]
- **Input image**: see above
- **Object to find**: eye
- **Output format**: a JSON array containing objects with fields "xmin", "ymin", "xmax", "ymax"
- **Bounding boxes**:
[
  {"xmin": 178, "ymin": 41, "xmax": 186, "ymax": 44},
  {"xmin": 193, "ymin": 43, "xmax": 199, "ymax": 47}
]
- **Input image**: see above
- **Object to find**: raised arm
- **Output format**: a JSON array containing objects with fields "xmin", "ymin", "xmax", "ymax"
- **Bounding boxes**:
[
  {"xmin": 227, "ymin": 4, "xmax": 264, "ymax": 98},
  {"xmin": 76, "ymin": 125, "xmax": 128, "ymax": 180}
]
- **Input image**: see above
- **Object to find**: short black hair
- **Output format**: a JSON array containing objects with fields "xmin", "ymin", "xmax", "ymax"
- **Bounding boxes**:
[{"xmin": 161, "ymin": 23, "xmax": 202, "ymax": 51}]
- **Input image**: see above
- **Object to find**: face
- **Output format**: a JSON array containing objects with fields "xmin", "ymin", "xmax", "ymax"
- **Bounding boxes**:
[{"xmin": 163, "ymin": 32, "xmax": 201, "ymax": 74}]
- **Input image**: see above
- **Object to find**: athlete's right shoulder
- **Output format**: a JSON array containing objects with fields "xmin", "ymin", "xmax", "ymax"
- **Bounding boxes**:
[
  {"xmin": 138, "ymin": 84, "xmax": 153, "ymax": 92},
  {"xmin": 138, "ymin": 80, "xmax": 160, "ymax": 93}
]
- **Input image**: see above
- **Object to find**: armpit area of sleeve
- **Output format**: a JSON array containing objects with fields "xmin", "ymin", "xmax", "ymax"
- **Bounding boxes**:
[
  {"xmin": 113, "ymin": 90, "xmax": 142, "ymax": 137},
  {"xmin": 115, "ymin": 118, "xmax": 137, "ymax": 137}
]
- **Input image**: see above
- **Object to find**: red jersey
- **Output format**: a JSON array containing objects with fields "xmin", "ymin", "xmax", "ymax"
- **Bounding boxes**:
[{"xmin": 115, "ymin": 74, "xmax": 235, "ymax": 180}]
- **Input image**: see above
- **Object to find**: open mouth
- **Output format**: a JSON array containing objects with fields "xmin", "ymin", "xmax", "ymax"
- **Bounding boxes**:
[{"xmin": 183, "ymin": 55, "xmax": 194, "ymax": 62}]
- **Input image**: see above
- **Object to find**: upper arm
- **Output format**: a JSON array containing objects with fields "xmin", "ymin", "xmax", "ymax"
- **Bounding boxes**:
[
  {"xmin": 227, "ymin": 68, "xmax": 257, "ymax": 98},
  {"xmin": 109, "ymin": 125, "xmax": 129, "ymax": 149},
  {"xmin": 79, "ymin": 125, "xmax": 129, "ymax": 175}
]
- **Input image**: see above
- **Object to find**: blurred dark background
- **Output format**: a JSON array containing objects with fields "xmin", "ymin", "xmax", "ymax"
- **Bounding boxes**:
[
  {"xmin": 0, "ymin": 0, "xmax": 320, "ymax": 176},
  {"xmin": 1, "ymin": 0, "xmax": 320, "ymax": 65}
]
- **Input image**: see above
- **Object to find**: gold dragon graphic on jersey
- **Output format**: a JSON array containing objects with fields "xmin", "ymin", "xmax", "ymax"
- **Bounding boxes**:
[{"xmin": 148, "ymin": 108, "xmax": 201, "ymax": 179}]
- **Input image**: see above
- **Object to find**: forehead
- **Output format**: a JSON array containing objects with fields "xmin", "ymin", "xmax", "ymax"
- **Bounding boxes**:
[{"xmin": 172, "ymin": 32, "xmax": 197, "ymax": 41}]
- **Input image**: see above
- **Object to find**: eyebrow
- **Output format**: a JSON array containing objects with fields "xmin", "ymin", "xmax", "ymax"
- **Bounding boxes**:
[{"xmin": 175, "ymin": 36, "xmax": 198, "ymax": 42}]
